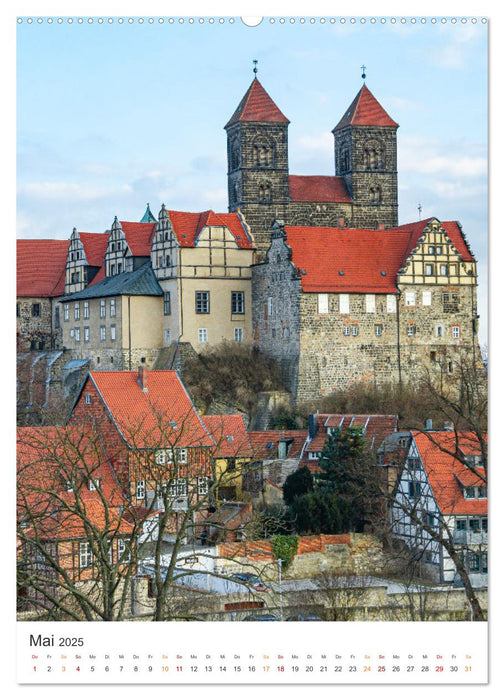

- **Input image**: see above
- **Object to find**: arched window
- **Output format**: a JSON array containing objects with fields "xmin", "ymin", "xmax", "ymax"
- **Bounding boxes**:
[
  {"xmin": 370, "ymin": 185, "xmax": 382, "ymax": 204},
  {"xmin": 259, "ymin": 183, "xmax": 272, "ymax": 203},
  {"xmin": 253, "ymin": 137, "xmax": 274, "ymax": 167}
]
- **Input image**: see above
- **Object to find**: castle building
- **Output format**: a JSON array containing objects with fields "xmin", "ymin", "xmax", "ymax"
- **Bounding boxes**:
[
  {"xmin": 225, "ymin": 78, "xmax": 399, "ymax": 253},
  {"xmin": 252, "ymin": 217, "xmax": 480, "ymax": 402}
]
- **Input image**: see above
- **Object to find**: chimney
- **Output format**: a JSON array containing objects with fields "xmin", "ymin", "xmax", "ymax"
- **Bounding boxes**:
[
  {"xmin": 338, "ymin": 218, "xmax": 345, "ymax": 228},
  {"xmin": 425, "ymin": 418, "xmax": 433, "ymax": 431},
  {"xmin": 443, "ymin": 420, "xmax": 453, "ymax": 431},
  {"xmin": 378, "ymin": 223, "xmax": 386, "ymax": 230},
  {"xmin": 138, "ymin": 364, "xmax": 148, "ymax": 392},
  {"xmin": 308, "ymin": 412, "xmax": 319, "ymax": 440}
]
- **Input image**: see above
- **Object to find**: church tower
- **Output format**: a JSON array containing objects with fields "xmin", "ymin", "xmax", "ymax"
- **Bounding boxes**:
[
  {"xmin": 332, "ymin": 83, "xmax": 399, "ymax": 228},
  {"xmin": 225, "ymin": 77, "xmax": 290, "ymax": 251}
]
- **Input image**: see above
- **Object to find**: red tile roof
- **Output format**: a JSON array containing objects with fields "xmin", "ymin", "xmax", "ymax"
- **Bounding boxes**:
[
  {"xmin": 289, "ymin": 175, "xmax": 352, "ymax": 203},
  {"xmin": 17, "ymin": 239, "xmax": 69, "ymax": 297},
  {"xmin": 17, "ymin": 425, "xmax": 132, "ymax": 539},
  {"xmin": 334, "ymin": 85, "xmax": 399, "ymax": 130},
  {"xmin": 225, "ymin": 78, "xmax": 289, "ymax": 127},
  {"xmin": 413, "ymin": 431, "xmax": 487, "ymax": 516},
  {"xmin": 86, "ymin": 369, "xmax": 214, "ymax": 449},
  {"xmin": 167, "ymin": 210, "xmax": 253, "ymax": 249},
  {"xmin": 78, "ymin": 232, "xmax": 109, "ymax": 267},
  {"xmin": 248, "ymin": 430, "xmax": 307, "ymax": 460},
  {"xmin": 219, "ymin": 534, "xmax": 351, "ymax": 561},
  {"xmin": 284, "ymin": 218, "xmax": 475, "ymax": 293},
  {"xmin": 202, "ymin": 415, "xmax": 253, "ymax": 458},
  {"xmin": 121, "ymin": 221, "xmax": 156, "ymax": 256}
]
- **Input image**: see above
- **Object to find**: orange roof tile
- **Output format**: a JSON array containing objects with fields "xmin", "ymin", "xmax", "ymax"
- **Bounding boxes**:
[
  {"xmin": 78, "ymin": 232, "xmax": 109, "ymax": 267},
  {"xmin": 248, "ymin": 430, "xmax": 307, "ymax": 460},
  {"xmin": 202, "ymin": 415, "xmax": 253, "ymax": 458},
  {"xmin": 334, "ymin": 85, "xmax": 399, "ymax": 130},
  {"xmin": 289, "ymin": 175, "xmax": 352, "ymax": 203},
  {"xmin": 17, "ymin": 239, "xmax": 69, "ymax": 297},
  {"xmin": 225, "ymin": 78, "xmax": 289, "ymax": 127},
  {"xmin": 413, "ymin": 431, "xmax": 487, "ymax": 516},
  {"xmin": 167, "ymin": 209, "xmax": 253, "ymax": 249},
  {"xmin": 86, "ymin": 369, "xmax": 214, "ymax": 449},
  {"xmin": 121, "ymin": 221, "xmax": 156, "ymax": 256}
]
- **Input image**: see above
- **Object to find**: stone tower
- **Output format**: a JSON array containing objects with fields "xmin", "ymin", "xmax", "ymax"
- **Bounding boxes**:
[
  {"xmin": 225, "ymin": 78, "xmax": 291, "ymax": 251},
  {"xmin": 332, "ymin": 84, "xmax": 399, "ymax": 229}
]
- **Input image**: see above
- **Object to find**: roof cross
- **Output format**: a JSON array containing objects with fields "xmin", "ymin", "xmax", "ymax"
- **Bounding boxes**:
[
  {"xmin": 418, "ymin": 203, "xmax": 423, "ymax": 219},
  {"xmin": 253, "ymin": 59, "xmax": 258, "ymax": 75},
  {"xmin": 361, "ymin": 64, "xmax": 367, "ymax": 81}
]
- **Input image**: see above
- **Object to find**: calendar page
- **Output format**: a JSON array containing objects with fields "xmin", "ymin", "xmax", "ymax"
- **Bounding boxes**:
[{"xmin": 12, "ymin": 1, "xmax": 492, "ymax": 693}]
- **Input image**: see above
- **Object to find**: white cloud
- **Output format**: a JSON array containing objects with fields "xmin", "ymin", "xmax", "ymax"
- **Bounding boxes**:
[{"xmin": 399, "ymin": 136, "xmax": 487, "ymax": 178}]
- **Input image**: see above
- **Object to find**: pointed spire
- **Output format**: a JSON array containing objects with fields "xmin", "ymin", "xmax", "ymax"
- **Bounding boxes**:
[
  {"xmin": 333, "ymin": 84, "xmax": 398, "ymax": 131},
  {"xmin": 140, "ymin": 202, "xmax": 157, "ymax": 223},
  {"xmin": 225, "ymin": 77, "xmax": 289, "ymax": 128}
]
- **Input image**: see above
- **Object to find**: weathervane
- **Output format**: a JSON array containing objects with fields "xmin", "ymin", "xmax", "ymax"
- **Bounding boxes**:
[
  {"xmin": 361, "ymin": 64, "xmax": 367, "ymax": 81},
  {"xmin": 418, "ymin": 203, "xmax": 422, "ymax": 219},
  {"xmin": 253, "ymin": 59, "xmax": 258, "ymax": 75}
]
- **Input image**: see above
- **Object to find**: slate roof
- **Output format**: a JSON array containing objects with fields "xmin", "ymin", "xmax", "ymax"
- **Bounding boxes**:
[
  {"xmin": 225, "ymin": 78, "xmax": 289, "ymax": 127},
  {"xmin": 289, "ymin": 175, "xmax": 352, "ymax": 203},
  {"xmin": 63, "ymin": 262, "xmax": 162, "ymax": 301},
  {"xmin": 167, "ymin": 209, "xmax": 253, "ymax": 249},
  {"xmin": 17, "ymin": 239, "xmax": 69, "ymax": 297},
  {"xmin": 83, "ymin": 369, "xmax": 214, "ymax": 450},
  {"xmin": 412, "ymin": 430, "xmax": 487, "ymax": 516},
  {"xmin": 333, "ymin": 84, "xmax": 399, "ymax": 131},
  {"xmin": 283, "ymin": 218, "xmax": 475, "ymax": 293}
]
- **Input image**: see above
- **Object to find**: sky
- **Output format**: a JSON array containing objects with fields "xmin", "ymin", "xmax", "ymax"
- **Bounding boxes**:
[{"xmin": 15, "ymin": 9, "xmax": 488, "ymax": 346}]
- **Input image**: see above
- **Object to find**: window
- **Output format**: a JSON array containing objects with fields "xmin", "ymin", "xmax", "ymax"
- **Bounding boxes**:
[
  {"xmin": 365, "ymin": 294, "xmax": 376, "ymax": 313},
  {"xmin": 439, "ymin": 265, "xmax": 448, "ymax": 276},
  {"xmin": 161, "ymin": 291, "xmax": 171, "ymax": 316},
  {"xmin": 195, "ymin": 291, "xmax": 210, "ymax": 314},
  {"xmin": 232, "ymin": 291, "xmax": 245, "ymax": 314},
  {"xmin": 351, "ymin": 325, "xmax": 359, "ymax": 336},
  {"xmin": 452, "ymin": 326, "xmax": 460, "ymax": 338},
  {"xmin": 100, "ymin": 300, "xmax": 106, "ymax": 318},
  {"xmin": 234, "ymin": 327, "xmax": 243, "ymax": 343},
  {"xmin": 100, "ymin": 326, "xmax": 106, "ymax": 341},
  {"xmin": 267, "ymin": 297, "xmax": 273, "ymax": 316},
  {"xmin": 110, "ymin": 324, "xmax": 116, "ymax": 341},
  {"xmin": 64, "ymin": 303, "xmax": 69, "ymax": 321},
  {"xmin": 176, "ymin": 448, "xmax": 188, "ymax": 463},
  {"xmin": 386, "ymin": 294, "xmax": 396, "ymax": 313},
  {"xmin": 83, "ymin": 301, "xmax": 89, "ymax": 319},
  {"xmin": 169, "ymin": 478, "xmax": 188, "ymax": 497},
  {"xmin": 117, "ymin": 538, "xmax": 130, "ymax": 563},
  {"xmin": 74, "ymin": 327, "xmax": 80, "ymax": 342},
  {"xmin": 74, "ymin": 302, "xmax": 80, "ymax": 320},
  {"xmin": 136, "ymin": 480, "xmax": 146, "ymax": 499},
  {"xmin": 318, "ymin": 293, "xmax": 329, "ymax": 314},
  {"xmin": 425, "ymin": 264, "xmax": 434, "ymax": 276},
  {"xmin": 339, "ymin": 293, "xmax": 350, "ymax": 314},
  {"xmin": 422, "ymin": 291, "xmax": 432, "ymax": 306},
  {"xmin": 88, "ymin": 478, "xmax": 101, "ymax": 491},
  {"xmin": 110, "ymin": 299, "xmax": 116, "ymax": 317},
  {"xmin": 407, "ymin": 324, "xmax": 417, "ymax": 337},
  {"xmin": 32, "ymin": 303, "xmax": 41, "ymax": 317},
  {"xmin": 198, "ymin": 328, "xmax": 208, "ymax": 343},
  {"xmin": 84, "ymin": 393, "xmax": 92, "ymax": 405},
  {"xmin": 343, "ymin": 326, "xmax": 351, "ymax": 336},
  {"xmin": 16, "ymin": 303, "xmax": 20, "ymax": 318},
  {"xmin": 443, "ymin": 292, "xmax": 460, "ymax": 313},
  {"xmin": 374, "ymin": 324, "xmax": 383, "ymax": 336},
  {"xmin": 197, "ymin": 477, "xmax": 209, "ymax": 495},
  {"xmin": 79, "ymin": 542, "xmax": 93, "ymax": 569},
  {"xmin": 405, "ymin": 291, "xmax": 416, "ymax": 307},
  {"xmin": 436, "ymin": 325, "xmax": 443, "ymax": 337},
  {"xmin": 308, "ymin": 451, "xmax": 321, "ymax": 461},
  {"xmin": 408, "ymin": 481, "xmax": 422, "ymax": 499},
  {"xmin": 54, "ymin": 306, "xmax": 60, "ymax": 329}
]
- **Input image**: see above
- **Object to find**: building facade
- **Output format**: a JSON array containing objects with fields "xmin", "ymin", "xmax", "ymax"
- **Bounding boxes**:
[
  {"xmin": 225, "ymin": 78, "xmax": 399, "ymax": 253},
  {"xmin": 252, "ymin": 217, "xmax": 480, "ymax": 401}
]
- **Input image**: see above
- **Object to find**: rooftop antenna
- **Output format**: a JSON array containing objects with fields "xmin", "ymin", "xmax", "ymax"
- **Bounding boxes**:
[
  {"xmin": 253, "ymin": 59, "xmax": 258, "ymax": 76},
  {"xmin": 361, "ymin": 64, "xmax": 367, "ymax": 82}
]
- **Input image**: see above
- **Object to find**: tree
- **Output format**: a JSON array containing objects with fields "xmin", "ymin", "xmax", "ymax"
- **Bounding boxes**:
[
  {"xmin": 17, "ymin": 401, "xmax": 283, "ymax": 621},
  {"xmin": 282, "ymin": 466, "xmax": 313, "ymax": 506}
]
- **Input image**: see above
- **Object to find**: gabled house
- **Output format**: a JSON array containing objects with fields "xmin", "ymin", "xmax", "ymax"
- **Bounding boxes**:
[
  {"xmin": 69, "ymin": 366, "xmax": 215, "ymax": 538},
  {"xmin": 150, "ymin": 205, "xmax": 255, "ymax": 349},
  {"xmin": 17, "ymin": 425, "xmax": 134, "ymax": 610},
  {"xmin": 301, "ymin": 413, "xmax": 399, "ymax": 474},
  {"xmin": 201, "ymin": 414, "xmax": 253, "ymax": 502},
  {"xmin": 252, "ymin": 217, "xmax": 480, "ymax": 401},
  {"xmin": 391, "ymin": 430, "xmax": 488, "ymax": 587}
]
